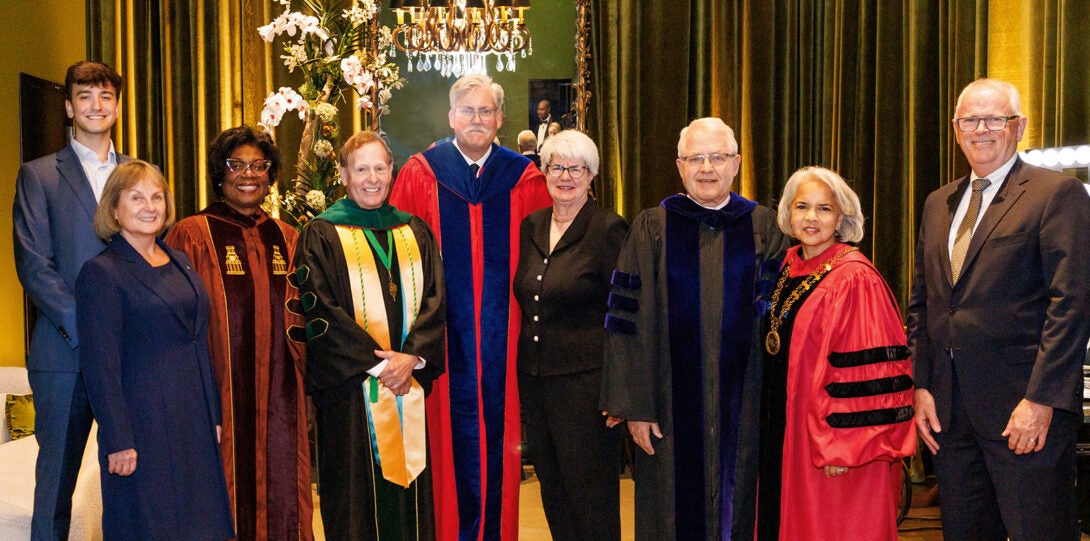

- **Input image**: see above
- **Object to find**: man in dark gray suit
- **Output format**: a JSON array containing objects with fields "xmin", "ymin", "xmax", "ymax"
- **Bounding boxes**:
[
  {"xmin": 908, "ymin": 78, "xmax": 1090, "ymax": 541},
  {"xmin": 13, "ymin": 61, "xmax": 128, "ymax": 540}
]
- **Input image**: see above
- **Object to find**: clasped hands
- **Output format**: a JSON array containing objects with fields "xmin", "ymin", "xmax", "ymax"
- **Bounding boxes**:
[
  {"xmin": 914, "ymin": 389, "xmax": 1051, "ymax": 455},
  {"xmin": 374, "ymin": 349, "xmax": 419, "ymax": 396}
]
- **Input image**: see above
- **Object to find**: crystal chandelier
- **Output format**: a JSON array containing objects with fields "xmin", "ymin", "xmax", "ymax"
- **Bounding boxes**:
[{"xmin": 388, "ymin": 0, "xmax": 533, "ymax": 78}]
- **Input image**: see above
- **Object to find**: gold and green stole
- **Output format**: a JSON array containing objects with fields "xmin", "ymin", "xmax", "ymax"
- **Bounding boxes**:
[{"xmin": 336, "ymin": 223, "xmax": 426, "ymax": 487}]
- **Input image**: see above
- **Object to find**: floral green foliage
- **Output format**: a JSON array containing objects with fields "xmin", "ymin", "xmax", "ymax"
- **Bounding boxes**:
[{"xmin": 257, "ymin": 0, "xmax": 405, "ymax": 228}]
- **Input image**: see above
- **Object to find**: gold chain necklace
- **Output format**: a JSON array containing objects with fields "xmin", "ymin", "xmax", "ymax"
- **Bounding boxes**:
[{"xmin": 764, "ymin": 247, "xmax": 858, "ymax": 355}]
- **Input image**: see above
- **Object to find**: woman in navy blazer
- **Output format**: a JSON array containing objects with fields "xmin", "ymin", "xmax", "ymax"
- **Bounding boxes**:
[{"xmin": 76, "ymin": 161, "xmax": 234, "ymax": 540}]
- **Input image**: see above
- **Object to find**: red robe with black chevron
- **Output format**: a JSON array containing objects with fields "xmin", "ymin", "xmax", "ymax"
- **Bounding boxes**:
[{"xmin": 759, "ymin": 243, "xmax": 916, "ymax": 540}]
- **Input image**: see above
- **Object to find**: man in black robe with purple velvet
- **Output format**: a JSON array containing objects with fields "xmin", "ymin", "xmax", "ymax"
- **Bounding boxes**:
[{"xmin": 601, "ymin": 117, "xmax": 788, "ymax": 540}]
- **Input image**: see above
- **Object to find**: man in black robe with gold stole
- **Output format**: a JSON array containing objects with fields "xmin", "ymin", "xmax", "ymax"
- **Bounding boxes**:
[
  {"xmin": 293, "ymin": 133, "xmax": 447, "ymax": 540},
  {"xmin": 601, "ymin": 118, "xmax": 788, "ymax": 540}
]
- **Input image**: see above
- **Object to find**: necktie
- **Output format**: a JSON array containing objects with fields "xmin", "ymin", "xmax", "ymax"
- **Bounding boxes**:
[
  {"xmin": 469, "ymin": 163, "xmax": 480, "ymax": 179},
  {"xmin": 951, "ymin": 178, "xmax": 990, "ymax": 282}
]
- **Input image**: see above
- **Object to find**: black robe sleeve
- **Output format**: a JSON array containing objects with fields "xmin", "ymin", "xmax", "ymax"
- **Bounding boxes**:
[
  {"xmin": 294, "ymin": 217, "xmax": 446, "ymax": 395},
  {"xmin": 600, "ymin": 208, "xmax": 665, "ymax": 422}
]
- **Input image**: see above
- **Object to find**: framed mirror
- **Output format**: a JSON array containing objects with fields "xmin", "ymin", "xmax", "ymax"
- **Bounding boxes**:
[{"xmin": 572, "ymin": 0, "xmax": 590, "ymax": 133}]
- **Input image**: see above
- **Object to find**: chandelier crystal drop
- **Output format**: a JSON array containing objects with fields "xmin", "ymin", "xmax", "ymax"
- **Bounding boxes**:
[{"xmin": 389, "ymin": 0, "xmax": 532, "ymax": 78}]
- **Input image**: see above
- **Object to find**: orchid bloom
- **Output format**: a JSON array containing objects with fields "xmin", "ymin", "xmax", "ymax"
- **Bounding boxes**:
[{"xmin": 258, "ymin": 87, "xmax": 310, "ymax": 130}]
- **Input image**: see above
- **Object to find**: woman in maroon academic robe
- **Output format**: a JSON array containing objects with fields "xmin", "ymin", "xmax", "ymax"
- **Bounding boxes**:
[
  {"xmin": 754, "ymin": 166, "xmax": 915, "ymax": 540},
  {"xmin": 165, "ymin": 126, "xmax": 312, "ymax": 541}
]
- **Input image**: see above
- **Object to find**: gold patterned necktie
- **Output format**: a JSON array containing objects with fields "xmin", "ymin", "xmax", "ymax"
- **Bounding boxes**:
[{"xmin": 951, "ymin": 178, "xmax": 990, "ymax": 282}]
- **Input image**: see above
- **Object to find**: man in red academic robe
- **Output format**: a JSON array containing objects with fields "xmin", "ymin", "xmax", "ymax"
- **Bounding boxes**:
[{"xmin": 390, "ymin": 74, "xmax": 550, "ymax": 540}]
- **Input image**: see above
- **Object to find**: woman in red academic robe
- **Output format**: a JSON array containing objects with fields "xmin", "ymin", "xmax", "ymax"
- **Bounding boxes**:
[{"xmin": 754, "ymin": 166, "xmax": 916, "ymax": 540}]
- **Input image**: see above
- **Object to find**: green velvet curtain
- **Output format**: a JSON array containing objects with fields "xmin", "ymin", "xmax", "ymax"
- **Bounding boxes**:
[
  {"xmin": 89, "ymin": 0, "xmax": 1090, "ymax": 305},
  {"xmin": 588, "ymin": 0, "xmax": 1090, "ymax": 307},
  {"xmin": 89, "ymin": 1, "xmax": 213, "ymax": 217},
  {"xmin": 87, "ymin": 0, "xmax": 273, "ymax": 217}
]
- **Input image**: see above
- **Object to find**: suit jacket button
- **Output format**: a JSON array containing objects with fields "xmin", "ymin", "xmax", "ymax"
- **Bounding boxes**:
[{"xmin": 948, "ymin": 306, "xmax": 957, "ymax": 314}]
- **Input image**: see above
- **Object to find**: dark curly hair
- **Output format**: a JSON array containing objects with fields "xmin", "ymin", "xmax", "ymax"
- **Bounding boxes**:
[{"xmin": 208, "ymin": 126, "xmax": 282, "ymax": 199}]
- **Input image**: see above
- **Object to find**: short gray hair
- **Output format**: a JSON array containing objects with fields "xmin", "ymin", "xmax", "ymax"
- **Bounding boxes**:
[
  {"xmin": 540, "ymin": 130, "xmax": 600, "ymax": 176},
  {"xmin": 776, "ymin": 166, "xmax": 865, "ymax": 243},
  {"xmin": 449, "ymin": 73, "xmax": 505, "ymax": 111},
  {"xmin": 677, "ymin": 117, "xmax": 739, "ymax": 157},
  {"xmin": 517, "ymin": 130, "xmax": 537, "ymax": 152},
  {"xmin": 955, "ymin": 78, "xmax": 1023, "ymax": 116}
]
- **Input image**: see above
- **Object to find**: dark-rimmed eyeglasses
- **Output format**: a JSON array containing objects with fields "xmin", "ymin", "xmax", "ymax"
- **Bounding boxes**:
[
  {"xmin": 678, "ymin": 153, "xmax": 736, "ymax": 167},
  {"xmin": 225, "ymin": 159, "xmax": 272, "ymax": 174},
  {"xmin": 454, "ymin": 107, "xmax": 497, "ymax": 120},
  {"xmin": 545, "ymin": 164, "xmax": 589, "ymax": 179},
  {"xmin": 953, "ymin": 115, "xmax": 1020, "ymax": 133}
]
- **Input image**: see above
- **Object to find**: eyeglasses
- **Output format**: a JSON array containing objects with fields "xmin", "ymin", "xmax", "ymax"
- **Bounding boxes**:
[
  {"xmin": 225, "ymin": 158, "xmax": 272, "ymax": 174},
  {"xmin": 454, "ymin": 107, "xmax": 498, "ymax": 120},
  {"xmin": 545, "ymin": 164, "xmax": 589, "ymax": 179},
  {"xmin": 953, "ymin": 115, "xmax": 1020, "ymax": 133},
  {"xmin": 678, "ymin": 153, "xmax": 736, "ymax": 167}
]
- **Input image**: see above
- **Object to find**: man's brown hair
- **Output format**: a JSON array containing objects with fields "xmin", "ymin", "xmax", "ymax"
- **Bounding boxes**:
[{"xmin": 64, "ymin": 61, "xmax": 122, "ymax": 101}]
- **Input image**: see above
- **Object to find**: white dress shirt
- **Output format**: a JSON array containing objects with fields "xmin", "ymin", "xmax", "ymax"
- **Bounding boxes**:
[{"xmin": 70, "ymin": 137, "xmax": 117, "ymax": 202}]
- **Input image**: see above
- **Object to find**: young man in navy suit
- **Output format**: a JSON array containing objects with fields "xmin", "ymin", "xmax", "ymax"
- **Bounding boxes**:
[
  {"xmin": 909, "ymin": 78, "xmax": 1090, "ymax": 541},
  {"xmin": 13, "ymin": 60, "xmax": 129, "ymax": 541}
]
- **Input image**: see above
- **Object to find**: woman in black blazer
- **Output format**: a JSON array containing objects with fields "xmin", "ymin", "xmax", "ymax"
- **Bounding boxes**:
[
  {"xmin": 76, "ymin": 161, "xmax": 234, "ymax": 540},
  {"xmin": 514, "ymin": 130, "xmax": 628, "ymax": 540}
]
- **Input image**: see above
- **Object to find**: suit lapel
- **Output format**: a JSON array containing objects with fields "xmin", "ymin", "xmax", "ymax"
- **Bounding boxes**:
[
  {"xmin": 56, "ymin": 145, "xmax": 99, "ymax": 220},
  {"xmin": 957, "ymin": 159, "xmax": 1028, "ymax": 286},
  {"xmin": 56, "ymin": 146, "xmax": 132, "ymax": 221},
  {"xmin": 177, "ymin": 243, "xmax": 209, "ymax": 337},
  {"xmin": 110, "ymin": 235, "xmax": 197, "ymax": 335},
  {"xmin": 529, "ymin": 199, "xmax": 595, "ymax": 257},
  {"xmin": 528, "ymin": 210, "xmax": 551, "ymax": 257},
  {"xmin": 550, "ymin": 199, "xmax": 594, "ymax": 254},
  {"xmin": 941, "ymin": 177, "xmax": 968, "ymax": 287}
]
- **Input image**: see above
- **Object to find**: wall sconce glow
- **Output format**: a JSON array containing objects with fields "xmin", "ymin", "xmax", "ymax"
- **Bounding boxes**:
[
  {"xmin": 1020, "ymin": 145, "xmax": 1090, "ymax": 169},
  {"xmin": 1076, "ymin": 146, "xmax": 1090, "ymax": 164},
  {"xmin": 1021, "ymin": 145, "xmax": 1090, "ymax": 197},
  {"xmin": 1059, "ymin": 147, "xmax": 1076, "ymax": 166}
]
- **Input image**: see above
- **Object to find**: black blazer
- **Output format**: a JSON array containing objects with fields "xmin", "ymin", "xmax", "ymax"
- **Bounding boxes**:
[
  {"xmin": 907, "ymin": 158, "xmax": 1090, "ymax": 437},
  {"xmin": 514, "ymin": 199, "xmax": 628, "ymax": 377}
]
